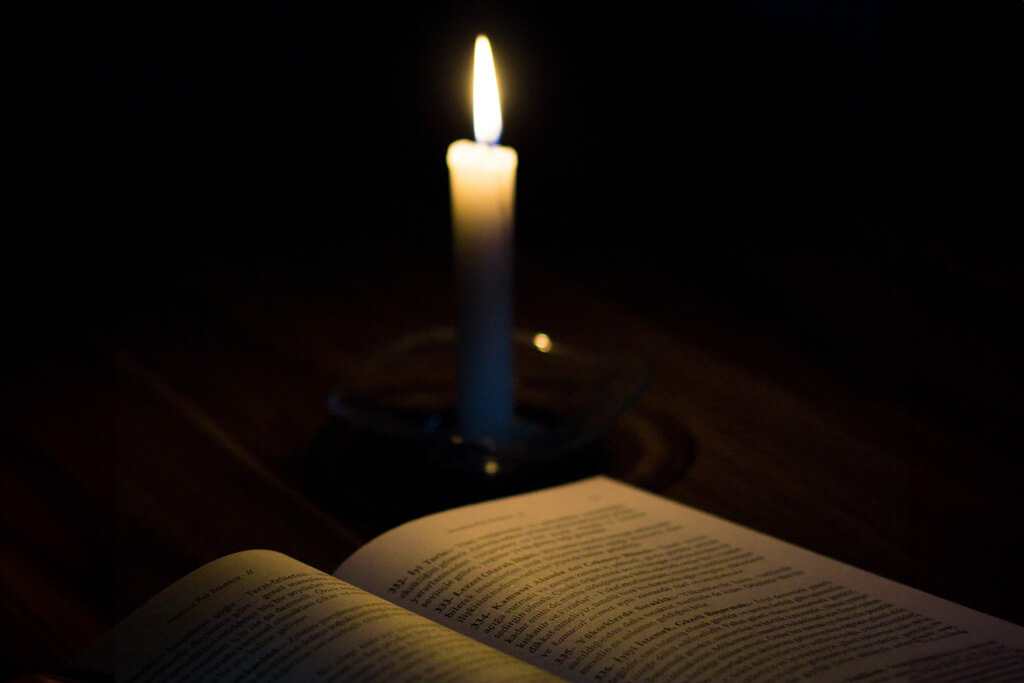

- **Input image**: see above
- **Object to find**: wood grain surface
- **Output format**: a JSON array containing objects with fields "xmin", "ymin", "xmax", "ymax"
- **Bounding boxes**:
[{"xmin": 3, "ymin": 1, "xmax": 1021, "ymax": 678}]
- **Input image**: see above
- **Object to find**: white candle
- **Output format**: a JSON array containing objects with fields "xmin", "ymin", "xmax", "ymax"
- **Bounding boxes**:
[{"xmin": 447, "ymin": 35, "xmax": 518, "ymax": 445}]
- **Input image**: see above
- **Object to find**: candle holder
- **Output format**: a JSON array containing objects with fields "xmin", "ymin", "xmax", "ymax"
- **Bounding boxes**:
[{"xmin": 328, "ymin": 327, "xmax": 649, "ymax": 477}]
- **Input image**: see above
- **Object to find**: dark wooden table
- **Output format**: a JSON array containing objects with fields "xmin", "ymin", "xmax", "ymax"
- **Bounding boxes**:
[
  {"xmin": 3, "ymin": 2, "xmax": 1023, "ymax": 678},
  {"xmin": 3, "ymin": 223, "xmax": 1023, "ymax": 678}
]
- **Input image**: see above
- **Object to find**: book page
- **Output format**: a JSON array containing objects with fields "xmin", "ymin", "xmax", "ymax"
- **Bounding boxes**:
[
  {"xmin": 338, "ymin": 476, "xmax": 1024, "ymax": 682},
  {"xmin": 74, "ymin": 549, "xmax": 558, "ymax": 682}
]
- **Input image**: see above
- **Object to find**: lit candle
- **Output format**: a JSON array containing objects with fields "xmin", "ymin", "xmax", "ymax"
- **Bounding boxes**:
[{"xmin": 447, "ymin": 35, "xmax": 517, "ymax": 445}]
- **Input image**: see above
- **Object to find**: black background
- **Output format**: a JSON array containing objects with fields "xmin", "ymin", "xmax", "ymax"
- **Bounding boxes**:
[{"xmin": 3, "ymin": 0, "xmax": 1022, "ymax": 450}]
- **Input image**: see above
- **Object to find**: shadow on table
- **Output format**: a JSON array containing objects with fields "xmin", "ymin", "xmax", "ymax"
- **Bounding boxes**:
[{"xmin": 295, "ymin": 406, "xmax": 695, "ymax": 534}]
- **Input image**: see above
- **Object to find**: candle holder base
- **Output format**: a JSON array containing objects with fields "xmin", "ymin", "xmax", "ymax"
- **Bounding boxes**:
[{"xmin": 328, "ymin": 327, "xmax": 649, "ymax": 478}]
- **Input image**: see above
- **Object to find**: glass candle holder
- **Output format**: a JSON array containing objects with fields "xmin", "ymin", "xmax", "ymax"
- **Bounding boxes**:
[{"xmin": 329, "ymin": 327, "xmax": 649, "ymax": 477}]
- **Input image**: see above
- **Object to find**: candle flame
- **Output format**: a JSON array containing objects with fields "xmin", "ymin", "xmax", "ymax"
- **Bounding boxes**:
[{"xmin": 473, "ymin": 35, "xmax": 502, "ymax": 145}]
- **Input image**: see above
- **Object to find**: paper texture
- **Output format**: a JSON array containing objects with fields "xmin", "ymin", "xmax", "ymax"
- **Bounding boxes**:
[
  {"xmin": 75, "ymin": 549, "xmax": 554, "ymax": 681},
  {"xmin": 337, "ymin": 476, "xmax": 1024, "ymax": 681}
]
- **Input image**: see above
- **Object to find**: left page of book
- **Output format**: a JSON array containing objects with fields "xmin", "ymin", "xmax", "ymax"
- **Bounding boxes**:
[{"xmin": 73, "ymin": 549, "xmax": 559, "ymax": 682}]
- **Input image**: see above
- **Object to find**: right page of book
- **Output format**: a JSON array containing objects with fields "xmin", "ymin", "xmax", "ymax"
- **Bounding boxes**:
[{"xmin": 337, "ymin": 476, "xmax": 1024, "ymax": 682}]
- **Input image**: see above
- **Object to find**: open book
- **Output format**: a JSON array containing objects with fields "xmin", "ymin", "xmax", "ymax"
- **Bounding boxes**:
[{"xmin": 76, "ymin": 477, "xmax": 1024, "ymax": 681}]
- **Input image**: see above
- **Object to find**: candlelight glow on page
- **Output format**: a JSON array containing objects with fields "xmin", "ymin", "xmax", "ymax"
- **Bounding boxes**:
[{"xmin": 473, "ymin": 35, "xmax": 502, "ymax": 145}]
